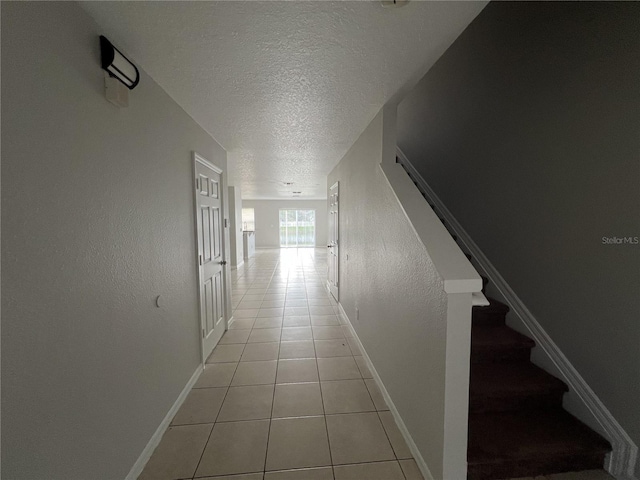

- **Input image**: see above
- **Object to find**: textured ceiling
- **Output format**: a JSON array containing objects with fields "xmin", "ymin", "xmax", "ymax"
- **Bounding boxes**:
[{"xmin": 81, "ymin": 1, "xmax": 486, "ymax": 199}]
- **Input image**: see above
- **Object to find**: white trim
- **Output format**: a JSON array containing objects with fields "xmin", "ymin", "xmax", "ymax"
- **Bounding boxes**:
[
  {"xmin": 378, "ymin": 162, "xmax": 481, "ymax": 294},
  {"xmin": 227, "ymin": 315, "xmax": 236, "ymax": 328},
  {"xmin": 194, "ymin": 151, "xmax": 222, "ymax": 174},
  {"xmin": 192, "ymin": 154, "xmax": 205, "ymax": 366},
  {"xmin": 231, "ymin": 260, "xmax": 244, "ymax": 271},
  {"xmin": 328, "ymin": 181, "xmax": 339, "ymax": 302},
  {"xmin": 125, "ymin": 364, "xmax": 204, "ymax": 480},
  {"xmin": 472, "ymin": 291, "xmax": 489, "ymax": 306},
  {"xmin": 337, "ymin": 302, "xmax": 435, "ymax": 480},
  {"xmin": 396, "ymin": 147, "xmax": 639, "ymax": 480}
]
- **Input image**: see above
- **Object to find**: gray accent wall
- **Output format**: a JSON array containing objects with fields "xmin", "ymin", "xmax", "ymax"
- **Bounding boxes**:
[
  {"xmin": 398, "ymin": 0, "xmax": 640, "ymax": 463},
  {"xmin": 1, "ymin": 3, "xmax": 228, "ymax": 479}
]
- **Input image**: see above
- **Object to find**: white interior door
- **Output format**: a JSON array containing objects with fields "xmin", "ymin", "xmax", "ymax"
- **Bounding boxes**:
[
  {"xmin": 194, "ymin": 154, "xmax": 226, "ymax": 362},
  {"xmin": 328, "ymin": 182, "xmax": 339, "ymax": 301}
]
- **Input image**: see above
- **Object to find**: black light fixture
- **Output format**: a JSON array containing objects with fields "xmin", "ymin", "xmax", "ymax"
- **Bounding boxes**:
[
  {"xmin": 381, "ymin": 0, "xmax": 409, "ymax": 7},
  {"xmin": 99, "ymin": 36, "xmax": 139, "ymax": 90}
]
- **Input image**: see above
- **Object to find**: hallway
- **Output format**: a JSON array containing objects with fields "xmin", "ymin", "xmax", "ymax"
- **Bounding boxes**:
[
  {"xmin": 139, "ymin": 248, "xmax": 424, "ymax": 480},
  {"xmin": 137, "ymin": 248, "xmax": 615, "ymax": 480}
]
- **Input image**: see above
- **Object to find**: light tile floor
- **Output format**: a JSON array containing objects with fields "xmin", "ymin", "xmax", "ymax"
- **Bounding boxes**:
[
  {"xmin": 139, "ymin": 248, "xmax": 421, "ymax": 480},
  {"xmin": 139, "ymin": 248, "xmax": 612, "ymax": 480}
]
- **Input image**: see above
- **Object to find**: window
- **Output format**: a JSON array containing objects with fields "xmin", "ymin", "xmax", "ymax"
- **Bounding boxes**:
[
  {"xmin": 279, "ymin": 209, "xmax": 316, "ymax": 247},
  {"xmin": 242, "ymin": 208, "xmax": 255, "ymax": 231}
]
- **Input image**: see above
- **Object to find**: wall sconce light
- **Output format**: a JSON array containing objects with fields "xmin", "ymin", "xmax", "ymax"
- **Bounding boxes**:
[
  {"xmin": 381, "ymin": 0, "xmax": 409, "ymax": 7},
  {"xmin": 100, "ymin": 35, "xmax": 139, "ymax": 90}
]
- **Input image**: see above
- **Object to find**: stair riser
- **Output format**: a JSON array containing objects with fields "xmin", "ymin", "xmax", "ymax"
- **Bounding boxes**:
[
  {"xmin": 468, "ymin": 452, "xmax": 608, "ymax": 480},
  {"xmin": 471, "ymin": 348, "xmax": 531, "ymax": 364},
  {"xmin": 469, "ymin": 392, "xmax": 565, "ymax": 413},
  {"xmin": 472, "ymin": 311, "xmax": 506, "ymax": 326}
]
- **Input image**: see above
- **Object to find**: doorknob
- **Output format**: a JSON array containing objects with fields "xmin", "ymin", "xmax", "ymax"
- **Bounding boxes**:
[{"xmin": 219, "ymin": 260, "xmax": 227, "ymax": 265}]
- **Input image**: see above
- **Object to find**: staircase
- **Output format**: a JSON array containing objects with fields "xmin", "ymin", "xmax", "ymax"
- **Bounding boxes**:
[
  {"xmin": 468, "ymin": 288, "xmax": 611, "ymax": 479},
  {"xmin": 395, "ymin": 156, "xmax": 611, "ymax": 480}
]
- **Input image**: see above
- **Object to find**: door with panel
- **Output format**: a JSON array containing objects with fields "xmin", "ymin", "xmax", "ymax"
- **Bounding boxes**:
[
  {"xmin": 328, "ymin": 182, "xmax": 339, "ymax": 301},
  {"xmin": 194, "ymin": 154, "xmax": 226, "ymax": 361}
]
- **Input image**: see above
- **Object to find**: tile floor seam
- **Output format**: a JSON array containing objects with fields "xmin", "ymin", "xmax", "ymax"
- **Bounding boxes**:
[
  {"xmin": 189, "ymin": 355, "xmax": 242, "ymax": 479},
  {"xmin": 360, "ymin": 367, "xmax": 385, "ymax": 417},
  {"xmin": 376, "ymin": 410, "xmax": 404, "ymax": 463},
  {"xmin": 311, "ymin": 316, "xmax": 336, "ymax": 474},
  {"xmin": 259, "ymin": 258, "xmax": 281, "ymax": 476}
]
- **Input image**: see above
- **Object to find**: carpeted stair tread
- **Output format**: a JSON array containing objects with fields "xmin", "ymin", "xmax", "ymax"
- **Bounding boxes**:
[
  {"xmin": 470, "ymin": 363, "xmax": 568, "ymax": 412},
  {"xmin": 468, "ymin": 410, "xmax": 611, "ymax": 479},
  {"xmin": 472, "ymin": 298, "xmax": 510, "ymax": 326},
  {"xmin": 471, "ymin": 325, "xmax": 535, "ymax": 363},
  {"xmin": 471, "ymin": 362, "xmax": 567, "ymax": 395},
  {"xmin": 472, "ymin": 325, "xmax": 535, "ymax": 351}
]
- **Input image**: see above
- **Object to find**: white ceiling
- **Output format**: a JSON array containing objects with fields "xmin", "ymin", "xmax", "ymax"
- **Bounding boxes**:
[{"xmin": 81, "ymin": 1, "xmax": 486, "ymax": 199}]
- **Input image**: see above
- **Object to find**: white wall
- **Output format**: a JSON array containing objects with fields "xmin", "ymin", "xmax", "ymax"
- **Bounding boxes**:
[
  {"xmin": 1, "ymin": 3, "xmax": 230, "ymax": 479},
  {"xmin": 228, "ymin": 186, "xmax": 244, "ymax": 267},
  {"xmin": 328, "ymin": 109, "xmax": 475, "ymax": 480},
  {"xmin": 242, "ymin": 199, "xmax": 328, "ymax": 248}
]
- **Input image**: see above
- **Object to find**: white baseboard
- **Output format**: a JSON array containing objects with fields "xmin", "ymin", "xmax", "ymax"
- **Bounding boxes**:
[
  {"xmin": 396, "ymin": 147, "xmax": 638, "ymax": 480},
  {"xmin": 337, "ymin": 302, "xmax": 435, "ymax": 480},
  {"xmin": 231, "ymin": 260, "xmax": 244, "ymax": 271},
  {"xmin": 125, "ymin": 364, "xmax": 204, "ymax": 480}
]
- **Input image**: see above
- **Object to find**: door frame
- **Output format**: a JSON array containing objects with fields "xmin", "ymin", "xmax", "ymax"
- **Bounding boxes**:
[
  {"xmin": 328, "ymin": 181, "xmax": 339, "ymax": 301},
  {"xmin": 192, "ymin": 151, "xmax": 228, "ymax": 365}
]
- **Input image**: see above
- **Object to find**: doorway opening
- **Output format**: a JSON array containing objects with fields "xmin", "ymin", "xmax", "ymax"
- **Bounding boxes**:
[
  {"xmin": 328, "ymin": 182, "xmax": 339, "ymax": 300},
  {"xmin": 279, "ymin": 209, "xmax": 316, "ymax": 247},
  {"xmin": 242, "ymin": 207, "xmax": 255, "ymax": 232}
]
